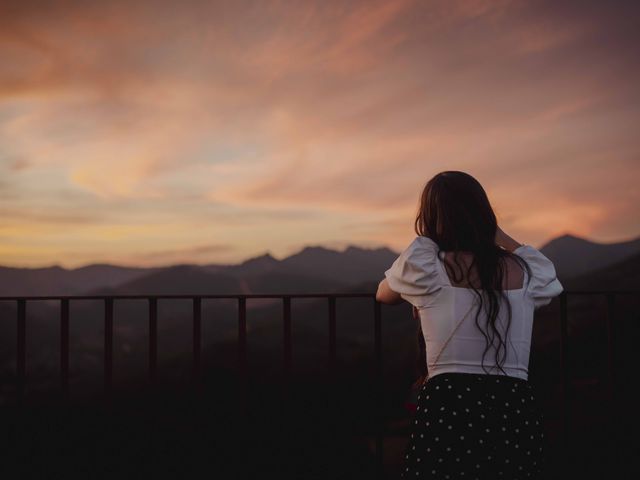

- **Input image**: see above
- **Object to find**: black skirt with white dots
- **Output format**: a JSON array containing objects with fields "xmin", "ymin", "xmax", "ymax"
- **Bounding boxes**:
[{"xmin": 401, "ymin": 372, "xmax": 544, "ymax": 480}]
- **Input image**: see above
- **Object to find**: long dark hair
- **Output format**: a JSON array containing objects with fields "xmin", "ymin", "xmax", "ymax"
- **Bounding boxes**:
[{"xmin": 412, "ymin": 171, "xmax": 533, "ymax": 386}]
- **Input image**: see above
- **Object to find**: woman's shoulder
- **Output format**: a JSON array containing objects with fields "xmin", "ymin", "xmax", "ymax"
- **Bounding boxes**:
[
  {"xmin": 410, "ymin": 235, "xmax": 440, "ymax": 251},
  {"xmin": 384, "ymin": 235, "xmax": 444, "ymax": 308},
  {"xmin": 392, "ymin": 235, "xmax": 441, "ymax": 270},
  {"xmin": 512, "ymin": 244, "xmax": 564, "ymax": 308}
]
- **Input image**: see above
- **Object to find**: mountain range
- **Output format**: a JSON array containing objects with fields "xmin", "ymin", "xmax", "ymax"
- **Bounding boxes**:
[{"xmin": 2, "ymin": 233, "xmax": 639, "ymax": 297}]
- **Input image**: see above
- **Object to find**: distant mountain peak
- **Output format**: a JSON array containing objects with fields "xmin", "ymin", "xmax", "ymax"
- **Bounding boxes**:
[
  {"xmin": 543, "ymin": 232, "xmax": 640, "ymax": 250},
  {"xmin": 541, "ymin": 232, "xmax": 593, "ymax": 250},
  {"xmin": 555, "ymin": 233, "xmax": 584, "ymax": 241},
  {"xmin": 282, "ymin": 245, "xmax": 341, "ymax": 260},
  {"xmin": 240, "ymin": 252, "xmax": 279, "ymax": 266},
  {"xmin": 300, "ymin": 245, "xmax": 335, "ymax": 253}
]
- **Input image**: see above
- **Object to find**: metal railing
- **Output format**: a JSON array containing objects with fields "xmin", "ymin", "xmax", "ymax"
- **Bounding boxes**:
[{"xmin": 1, "ymin": 289, "xmax": 637, "ymax": 478}]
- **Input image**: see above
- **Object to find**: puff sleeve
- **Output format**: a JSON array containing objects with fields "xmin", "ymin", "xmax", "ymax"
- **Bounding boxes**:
[
  {"xmin": 514, "ymin": 244, "xmax": 564, "ymax": 309},
  {"xmin": 384, "ymin": 236, "xmax": 443, "ymax": 308}
]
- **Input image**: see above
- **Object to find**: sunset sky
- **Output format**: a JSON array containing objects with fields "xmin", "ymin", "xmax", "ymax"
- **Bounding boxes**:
[{"xmin": 1, "ymin": 0, "xmax": 639, "ymax": 268}]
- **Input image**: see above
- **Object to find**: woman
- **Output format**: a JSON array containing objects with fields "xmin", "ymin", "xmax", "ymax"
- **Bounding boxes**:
[{"xmin": 376, "ymin": 171, "xmax": 563, "ymax": 479}]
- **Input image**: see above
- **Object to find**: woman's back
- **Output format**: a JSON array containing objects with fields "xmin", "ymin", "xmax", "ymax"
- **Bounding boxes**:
[
  {"xmin": 384, "ymin": 236, "xmax": 564, "ymax": 381},
  {"xmin": 441, "ymin": 249, "xmax": 525, "ymax": 291}
]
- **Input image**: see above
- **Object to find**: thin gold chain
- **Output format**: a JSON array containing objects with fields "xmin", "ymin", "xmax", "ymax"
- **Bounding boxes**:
[{"xmin": 424, "ymin": 299, "xmax": 478, "ymax": 383}]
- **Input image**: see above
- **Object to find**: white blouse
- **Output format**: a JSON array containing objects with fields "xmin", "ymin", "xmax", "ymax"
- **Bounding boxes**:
[{"xmin": 384, "ymin": 236, "xmax": 564, "ymax": 381}]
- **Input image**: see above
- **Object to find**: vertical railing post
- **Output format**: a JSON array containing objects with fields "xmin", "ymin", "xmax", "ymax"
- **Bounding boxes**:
[
  {"xmin": 60, "ymin": 298, "xmax": 69, "ymax": 400},
  {"xmin": 374, "ymin": 298, "xmax": 383, "ymax": 479},
  {"xmin": 280, "ymin": 296, "xmax": 293, "ymax": 455},
  {"xmin": 17, "ymin": 299, "xmax": 26, "ymax": 405},
  {"xmin": 605, "ymin": 293, "xmax": 617, "ymax": 475},
  {"xmin": 326, "ymin": 295, "xmax": 338, "ymax": 475},
  {"xmin": 148, "ymin": 297, "xmax": 157, "ymax": 386},
  {"xmin": 559, "ymin": 291, "xmax": 569, "ymax": 466},
  {"xmin": 192, "ymin": 296, "xmax": 202, "ymax": 389},
  {"xmin": 328, "ymin": 296, "xmax": 337, "ymax": 379},
  {"xmin": 237, "ymin": 297, "xmax": 247, "ymax": 413},
  {"xmin": 605, "ymin": 293, "xmax": 616, "ymax": 404},
  {"xmin": 104, "ymin": 297, "xmax": 113, "ymax": 400},
  {"xmin": 282, "ymin": 296, "xmax": 292, "ymax": 402}
]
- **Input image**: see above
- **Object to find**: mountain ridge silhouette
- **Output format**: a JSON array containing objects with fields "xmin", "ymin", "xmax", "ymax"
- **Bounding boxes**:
[{"xmin": 1, "ymin": 232, "xmax": 639, "ymax": 296}]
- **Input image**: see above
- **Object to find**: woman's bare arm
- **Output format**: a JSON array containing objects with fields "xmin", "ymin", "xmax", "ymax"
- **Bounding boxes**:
[{"xmin": 376, "ymin": 278, "xmax": 404, "ymax": 304}]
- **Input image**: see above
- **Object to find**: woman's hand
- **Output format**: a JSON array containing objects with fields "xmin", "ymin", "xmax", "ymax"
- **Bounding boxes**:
[
  {"xmin": 495, "ymin": 226, "xmax": 507, "ymax": 247},
  {"xmin": 495, "ymin": 226, "xmax": 523, "ymax": 252}
]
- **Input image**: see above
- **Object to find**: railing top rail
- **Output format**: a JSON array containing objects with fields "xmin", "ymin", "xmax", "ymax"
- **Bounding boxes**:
[
  {"xmin": 0, "ymin": 293, "xmax": 375, "ymax": 301},
  {"xmin": 0, "ymin": 290, "xmax": 638, "ymax": 301}
]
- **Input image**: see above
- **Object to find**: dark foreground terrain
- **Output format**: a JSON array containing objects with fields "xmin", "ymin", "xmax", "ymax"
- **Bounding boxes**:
[{"xmin": 2, "ymin": 365, "xmax": 639, "ymax": 480}]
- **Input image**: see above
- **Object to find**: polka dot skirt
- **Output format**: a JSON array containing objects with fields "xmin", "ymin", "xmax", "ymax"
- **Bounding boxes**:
[{"xmin": 401, "ymin": 372, "xmax": 544, "ymax": 479}]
